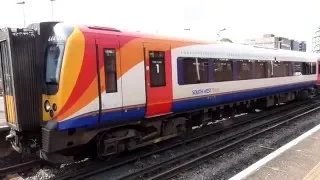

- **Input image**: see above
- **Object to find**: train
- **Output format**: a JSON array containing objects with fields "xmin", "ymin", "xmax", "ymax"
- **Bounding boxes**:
[{"xmin": 0, "ymin": 22, "xmax": 320, "ymax": 164}]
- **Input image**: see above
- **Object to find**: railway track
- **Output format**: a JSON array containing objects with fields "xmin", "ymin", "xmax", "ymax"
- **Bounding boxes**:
[
  {"xmin": 142, "ymin": 103, "xmax": 320, "ymax": 180},
  {"xmin": 51, "ymin": 98, "xmax": 320, "ymax": 180},
  {"xmin": 110, "ymin": 100, "xmax": 320, "ymax": 180},
  {"xmin": 0, "ymin": 159, "xmax": 42, "ymax": 178}
]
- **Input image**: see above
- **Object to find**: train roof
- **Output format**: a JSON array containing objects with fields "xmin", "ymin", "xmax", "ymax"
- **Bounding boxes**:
[
  {"xmin": 79, "ymin": 24, "xmax": 215, "ymax": 44},
  {"xmin": 76, "ymin": 23, "xmax": 320, "ymax": 62}
]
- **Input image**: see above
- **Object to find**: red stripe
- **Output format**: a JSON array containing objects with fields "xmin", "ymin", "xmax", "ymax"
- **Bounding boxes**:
[{"xmin": 57, "ymin": 32, "xmax": 136, "ymax": 117}]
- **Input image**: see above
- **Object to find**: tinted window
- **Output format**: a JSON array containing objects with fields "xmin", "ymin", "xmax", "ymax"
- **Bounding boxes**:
[
  {"xmin": 255, "ymin": 61, "xmax": 267, "ymax": 79},
  {"xmin": 301, "ymin": 62, "xmax": 311, "ymax": 75},
  {"xmin": 149, "ymin": 51, "xmax": 166, "ymax": 87},
  {"xmin": 311, "ymin": 62, "xmax": 316, "ymax": 74},
  {"xmin": 104, "ymin": 48, "xmax": 117, "ymax": 93},
  {"xmin": 294, "ymin": 62, "xmax": 302, "ymax": 76},
  {"xmin": 182, "ymin": 58, "xmax": 209, "ymax": 84},
  {"xmin": 213, "ymin": 59, "xmax": 233, "ymax": 82},
  {"xmin": 286, "ymin": 61, "xmax": 293, "ymax": 76},
  {"xmin": 45, "ymin": 44, "xmax": 65, "ymax": 84},
  {"xmin": 237, "ymin": 60, "xmax": 252, "ymax": 80},
  {"xmin": 273, "ymin": 61, "xmax": 290, "ymax": 77}
]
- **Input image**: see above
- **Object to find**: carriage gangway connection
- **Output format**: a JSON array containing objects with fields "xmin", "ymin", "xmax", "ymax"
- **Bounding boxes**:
[{"xmin": 230, "ymin": 122, "xmax": 320, "ymax": 180}]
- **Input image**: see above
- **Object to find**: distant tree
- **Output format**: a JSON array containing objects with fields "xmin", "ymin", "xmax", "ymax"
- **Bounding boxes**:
[{"xmin": 220, "ymin": 38, "xmax": 233, "ymax": 43}]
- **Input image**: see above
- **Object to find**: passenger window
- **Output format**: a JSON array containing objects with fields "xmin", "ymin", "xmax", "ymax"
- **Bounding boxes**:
[
  {"xmin": 294, "ymin": 62, "xmax": 303, "ymax": 76},
  {"xmin": 237, "ymin": 60, "xmax": 252, "ymax": 80},
  {"xmin": 255, "ymin": 61, "xmax": 267, "ymax": 79},
  {"xmin": 149, "ymin": 51, "xmax": 166, "ymax": 87},
  {"xmin": 182, "ymin": 57, "xmax": 209, "ymax": 84},
  {"xmin": 104, "ymin": 48, "xmax": 117, "ymax": 93},
  {"xmin": 286, "ymin": 61, "xmax": 293, "ymax": 76},
  {"xmin": 311, "ymin": 62, "xmax": 316, "ymax": 74},
  {"xmin": 266, "ymin": 61, "xmax": 272, "ymax": 78},
  {"xmin": 273, "ymin": 61, "xmax": 289, "ymax": 77},
  {"xmin": 301, "ymin": 62, "xmax": 311, "ymax": 75},
  {"xmin": 213, "ymin": 59, "xmax": 233, "ymax": 82}
]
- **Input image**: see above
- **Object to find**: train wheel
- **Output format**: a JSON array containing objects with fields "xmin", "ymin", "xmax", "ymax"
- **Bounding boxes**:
[{"xmin": 96, "ymin": 129, "xmax": 135, "ymax": 161}]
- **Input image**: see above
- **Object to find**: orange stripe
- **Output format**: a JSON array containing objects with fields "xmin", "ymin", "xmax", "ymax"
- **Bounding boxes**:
[
  {"xmin": 43, "ymin": 27, "xmax": 85, "ymax": 121},
  {"xmin": 5, "ymin": 95, "xmax": 16, "ymax": 124},
  {"xmin": 56, "ymin": 66, "xmax": 104, "ymax": 121},
  {"xmin": 58, "ymin": 28, "xmax": 85, "ymax": 108}
]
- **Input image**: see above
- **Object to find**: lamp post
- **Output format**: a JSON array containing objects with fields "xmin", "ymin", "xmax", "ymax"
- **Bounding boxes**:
[
  {"xmin": 16, "ymin": 1, "xmax": 26, "ymax": 27},
  {"xmin": 50, "ymin": 0, "xmax": 55, "ymax": 21}
]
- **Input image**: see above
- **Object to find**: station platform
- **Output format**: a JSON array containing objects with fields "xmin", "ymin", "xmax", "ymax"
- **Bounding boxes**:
[{"xmin": 230, "ymin": 123, "xmax": 320, "ymax": 180}]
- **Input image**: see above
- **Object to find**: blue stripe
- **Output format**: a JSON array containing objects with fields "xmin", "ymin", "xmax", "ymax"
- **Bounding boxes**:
[
  {"xmin": 58, "ymin": 115, "xmax": 99, "ymax": 130},
  {"xmin": 173, "ymin": 81, "xmax": 316, "ymax": 112},
  {"xmin": 57, "ymin": 81, "xmax": 316, "ymax": 130},
  {"xmin": 58, "ymin": 108, "xmax": 145, "ymax": 130}
]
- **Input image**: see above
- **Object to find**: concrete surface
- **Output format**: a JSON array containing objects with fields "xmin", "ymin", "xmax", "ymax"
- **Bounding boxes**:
[{"xmin": 241, "ymin": 128, "xmax": 320, "ymax": 180}]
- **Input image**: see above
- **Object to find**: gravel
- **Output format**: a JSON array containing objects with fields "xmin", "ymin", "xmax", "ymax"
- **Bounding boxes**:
[
  {"xmin": 22, "ymin": 158, "xmax": 94, "ymax": 180},
  {"xmin": 171, "ymin": 107, "xmax": 320, "ymax": 180}
]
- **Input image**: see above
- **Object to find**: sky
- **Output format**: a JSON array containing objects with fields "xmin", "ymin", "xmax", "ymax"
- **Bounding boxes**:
[{"xmin": 0, "ymin": 0, "xmax": 319, "ymax": 51}]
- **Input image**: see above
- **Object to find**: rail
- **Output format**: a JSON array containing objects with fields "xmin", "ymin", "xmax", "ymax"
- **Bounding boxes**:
[{"xmin": 0, "ymin": 160, "xmax": 42, "ymax": 177}]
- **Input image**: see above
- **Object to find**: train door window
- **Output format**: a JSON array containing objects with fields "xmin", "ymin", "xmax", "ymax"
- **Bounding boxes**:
[
  {"xmin": 149, "ymin": 51, "xmax": 166, "ymax": 87},
  {"xmin": 237, "ymin": 60, "xmax": 252, "ymax": 80},
  {"xmin": 104, "ymin": 48, "xmax": 117, "ymax": 93},
  {"xmin": 255, "ymin": 61, "xmax": 267, "ymax": 79},
  {"xmin": 182, "ymin": 57, "xmax": 209, "ymax": 84},
  {"xmin": 213, "ymin": 59, "xmax": 233, "ymax": 82}
]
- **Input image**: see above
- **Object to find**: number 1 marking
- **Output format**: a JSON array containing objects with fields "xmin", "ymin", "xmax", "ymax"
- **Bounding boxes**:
[{"xmin": 156, "ymin": 64, "xmax": 159, "ymax": 73}]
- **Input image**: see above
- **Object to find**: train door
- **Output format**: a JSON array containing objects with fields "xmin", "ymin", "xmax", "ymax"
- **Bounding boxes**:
[
  {"xmin": 96, "ymin": 37, "xmax": 123, "ymax": 123},
  {"xmin": 143, "ymin": 43, "xmax": 173, "ymax": 118}
]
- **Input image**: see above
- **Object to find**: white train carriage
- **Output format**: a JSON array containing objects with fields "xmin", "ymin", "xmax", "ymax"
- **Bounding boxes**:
[{"xmin": 171, "ymin": 43, "xmax": 319, "ymax": 113}]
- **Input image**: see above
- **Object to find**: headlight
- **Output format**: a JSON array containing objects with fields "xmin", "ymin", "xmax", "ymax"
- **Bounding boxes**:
[{"xmin": 44, "ymin": 100, "xmax": 51, "ymax": 112}]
